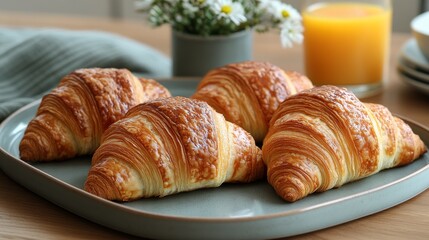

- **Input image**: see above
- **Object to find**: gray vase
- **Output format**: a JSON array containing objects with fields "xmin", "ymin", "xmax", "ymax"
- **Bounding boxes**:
[{"xmin": 172, "ymin": 29, "xmax": 253, "ymax": 77}]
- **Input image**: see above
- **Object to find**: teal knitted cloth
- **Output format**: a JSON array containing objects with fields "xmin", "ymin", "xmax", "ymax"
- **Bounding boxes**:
[{"xmin": 0, "ymin": 28, "xmax": 171, "ymax": 121}]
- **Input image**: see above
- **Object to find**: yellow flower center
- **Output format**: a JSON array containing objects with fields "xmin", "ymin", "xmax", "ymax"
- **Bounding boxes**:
[
  {"xmin": 282, "ymin": 10, "xmax": 290, "ymax": 18},
  {"xmin": 221, "ymin": 5, "xmax": 232, "ymax": 14}
]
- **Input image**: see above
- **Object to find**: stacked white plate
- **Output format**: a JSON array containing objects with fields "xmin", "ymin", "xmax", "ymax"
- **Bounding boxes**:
[{"xmin": 397, "ymin": 38, "xmax": 429, "ymax": 96}]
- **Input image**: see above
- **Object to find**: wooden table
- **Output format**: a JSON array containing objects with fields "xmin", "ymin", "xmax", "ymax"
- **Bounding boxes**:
[{"xmin": 1, "ymin": 12, "xmax": 428, "ymax": 240}]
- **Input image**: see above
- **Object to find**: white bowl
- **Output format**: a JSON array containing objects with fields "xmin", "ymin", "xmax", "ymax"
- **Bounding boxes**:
[{"xmin": 411, "ymin": 11, "xmax": 429, "ymax": 60}]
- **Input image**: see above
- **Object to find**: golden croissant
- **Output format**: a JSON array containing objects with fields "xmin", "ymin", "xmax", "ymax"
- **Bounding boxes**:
[
  {"xmin": 19, "ymin": 68, "xmax": 171, "ymax": 162},
  {"xmin": 84, "ymin": 96, "xmax": 265, "ymax": 201},
  {"xmin": 262, "ymin": 85, "xmax": 427, "ymax": 202},
  {"xmin": 191, "ymin": 61, "xmax": 314, "ymax": 143}
]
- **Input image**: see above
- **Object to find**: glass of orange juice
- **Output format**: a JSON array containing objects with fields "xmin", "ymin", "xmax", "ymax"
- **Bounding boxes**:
[{"xmin": 302, "ymin": 0, "xmax": 392, "ymax": 98}]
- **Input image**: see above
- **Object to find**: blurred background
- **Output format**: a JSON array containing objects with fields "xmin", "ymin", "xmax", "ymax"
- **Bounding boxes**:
[{"xmin": 0, "ymin": 0, "xmax": 428, "ymax": 32}]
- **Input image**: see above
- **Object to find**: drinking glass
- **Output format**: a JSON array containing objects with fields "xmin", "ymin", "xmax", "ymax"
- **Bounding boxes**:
[{"xmin": 302, "ymin": 0, "xmax": 392, "ymax": 98}]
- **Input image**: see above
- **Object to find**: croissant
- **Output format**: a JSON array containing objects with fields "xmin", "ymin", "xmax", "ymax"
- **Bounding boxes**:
[
  {"xmin": 19, "ymin": 68, "xmax": 171, "ymax": 162},
  {"xmin": 191, "ymin": 61, "xmax": 313, "ymax": 142},
  {"xmin": 84, "ymin": 96, "xmax": 265, "ymax": 201},
  {"xmin": 262, "ymin": 85, "xmax": 427, "ymax": 202}
]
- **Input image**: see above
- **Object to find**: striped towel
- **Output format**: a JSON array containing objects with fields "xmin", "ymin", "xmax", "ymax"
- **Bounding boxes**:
[{"xmin": 0, "ymin": 27, "xmax": 171, "ymax": 121}]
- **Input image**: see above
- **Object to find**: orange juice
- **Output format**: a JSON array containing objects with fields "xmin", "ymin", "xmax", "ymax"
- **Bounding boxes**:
[{"xmin": 303, "ymin": 2, "xmax": 391, "ymax": 87}]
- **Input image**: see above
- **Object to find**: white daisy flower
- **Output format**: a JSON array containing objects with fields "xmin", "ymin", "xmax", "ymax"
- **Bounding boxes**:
[
  {"xmin": 258, "ymin": 1, "xmax": 301, "ymax": 21},
  {"xmin": 280, "ymin": 19, "xmax": 303, "ymax": 48},
  {"xmin": 277, "ymin": 2, "xmax": 301, "ymax": 21},
  {"xmin": 135, "ymin": 0, "xmax": 303, "ymax": 48},
  {"xmin": 210, "ymin": 0, "xmax": 247, "ymax": 25}
]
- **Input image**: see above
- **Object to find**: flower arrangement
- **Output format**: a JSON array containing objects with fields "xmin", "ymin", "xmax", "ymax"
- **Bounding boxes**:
[{"xmin": 135, "ymin": 0, "xmax": 303, "ymax": 48}]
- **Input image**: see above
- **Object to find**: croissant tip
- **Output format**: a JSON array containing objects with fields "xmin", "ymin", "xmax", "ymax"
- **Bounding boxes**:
[
  {"xmin": 84, "ymin": 159, "xmax": 140, "ymax": 202},
  {"xmin": 278, "ymin": 187, "xmax": 302, "ymax": 203},
  {"xmin": 84, "ymin": 174, "xmax": 115, "ymax": 200},
  {"xmin": 19, "ymin": 138, "xmax": 43, "ymax": 162}
]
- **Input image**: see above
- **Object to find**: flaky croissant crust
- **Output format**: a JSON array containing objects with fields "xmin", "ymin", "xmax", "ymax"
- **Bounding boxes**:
[
  {"xmin": 262, "ymin": 85, "xmax": 426, "ymax": 202},
  {"xmin": 19, "ymin": 68, "xmax": 171, "ymax": 162},
  {"xmin": 84, "ymin": 97, "xmax": 265, "ymax": 201},
  {"xmin": 192, "ymin": 61, "xmax": 313, "ymax": 142}
]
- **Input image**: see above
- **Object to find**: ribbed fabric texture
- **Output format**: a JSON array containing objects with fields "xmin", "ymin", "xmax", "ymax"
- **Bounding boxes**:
[{"xmin": 0, "ymin": 27, "xmax": 171, "ymax": 121}]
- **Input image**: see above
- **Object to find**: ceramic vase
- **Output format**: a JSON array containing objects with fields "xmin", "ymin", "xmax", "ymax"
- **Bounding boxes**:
[{"xmin": 172, "ymin": 29, "xmax": 253, "ymax": 77}]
